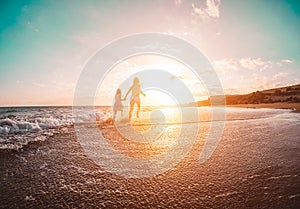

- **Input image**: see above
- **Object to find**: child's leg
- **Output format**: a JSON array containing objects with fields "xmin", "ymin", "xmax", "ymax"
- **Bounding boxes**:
[{"xmin": 113, "ymin": 110, "xmax": 116, "ymax": 121}]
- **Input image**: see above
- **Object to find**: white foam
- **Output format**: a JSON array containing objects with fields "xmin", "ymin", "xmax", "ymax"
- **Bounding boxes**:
[
  {"xmin": 73, "ymin": 110, "xmax": 112, "ymax": 123},
  {"xmin": 0, "ymin": 117, "xmax": 73, "ymax": 135},
  {"xmin": 0, "ymin": 135, "xmax": 47, "ymax": 150},
  {"xmin": 0, "ymin": 118, "xmax": 17, "ymax": 126},
  {"xmin": 0, "ymin": 107, "xmax": 93, "ymax": 150},
  {"xmin": 0, "ymin": 126, "xmax": 10, "ymax": 134}
]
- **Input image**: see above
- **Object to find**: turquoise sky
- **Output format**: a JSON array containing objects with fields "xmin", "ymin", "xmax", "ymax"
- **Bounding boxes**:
[{"xmin": 0, "ymin": 0, "xmax": 299, "ymax": 106}]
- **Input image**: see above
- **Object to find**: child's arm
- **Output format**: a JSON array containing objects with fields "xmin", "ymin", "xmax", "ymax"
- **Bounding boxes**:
[{"xmin": 118, "ymin": 94, "xmax": 125, "ymax": 101}]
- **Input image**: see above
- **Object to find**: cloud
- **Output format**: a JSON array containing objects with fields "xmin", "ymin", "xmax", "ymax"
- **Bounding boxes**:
[
  {"xmin": 251, "ymin": 74, "xmax": 276, "ymax": 90},
  {"xmin": 33, "ymin": 82, "xmax": 45, "ymax": 88},
  {"xmin": 174, "ymin": 0, "xmax": 182, "ymax": 6},
  {"xmin": 213, "ymin": 58, "xmax": 239, "ymax": 75},
  {"xmin": 280, "ymin": 59, "xmax": 294, "ymax": 63},
  {"xmin": 25, "ymin": 21, "xmax": 39, "ymax": 32},
  {"xmin": 293, "ymin": 78, "xmax": 299, "ymax": 84},
  {"xmin": 239, "ymin": 57, "xmax": 272, "ymax": 71},
  {"xmin": 211, "ymin": 56, "xmax": 297, "ymax": 94},
  {"xmin": 272, "ymin": 72, "xmax": 289, "ymax": 80},
  {"xmin": 16, "ymin": 80, "xmax": 24, "ymax": 84},
  {"xmin": 206, "ymin": 0, "xmax": 221, "ymax": 17},
  {"xmin": 249, "ymin": 73, "xmax": 295, "ymax": 92},
  {"xmin": 192, "ymin": 0, "xmax": 221, "ymax": 20},
  {"xmin": 215, "ymin": 57, "xmax": 294, "ymax": 78},
  {"xmin": 71, "ymin": 33, "xmax": 104, "ymax": 46}
]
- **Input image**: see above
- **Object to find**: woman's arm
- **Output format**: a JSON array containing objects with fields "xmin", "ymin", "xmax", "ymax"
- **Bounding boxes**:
[
  {"xmin": 124, "ymin": 86, "xmax": 132, "ymax": 99},
  {"xmin": 140, "ymin": 89, "xmax": 146, "ymax": 96}
]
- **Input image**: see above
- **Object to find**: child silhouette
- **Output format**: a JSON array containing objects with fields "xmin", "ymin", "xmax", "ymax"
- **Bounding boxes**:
[{"xmin": 113, "ymin": 88, "xmax": 125, "ymax": 121}]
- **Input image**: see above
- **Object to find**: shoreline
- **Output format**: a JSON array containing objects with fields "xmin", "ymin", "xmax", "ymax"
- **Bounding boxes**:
[
  {"xmin": 1, "ymin": 110, "xmax": 300, "ymax": 208},
  {"xmin": 226, "ymin": 102, "xmax": 300, "ymax": 113}
]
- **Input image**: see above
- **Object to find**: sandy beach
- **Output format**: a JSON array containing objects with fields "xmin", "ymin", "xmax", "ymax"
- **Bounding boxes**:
[
  {"xmin": 1, "ymin": 0, "xmax": 300, "ymax": 208},
  {"xmin": 227, "ymin": 103, "xmax": 300, "ymax": 113},
  {"xmin": 1, "ymin": 108, "xmax": 299, "ymax": 208}
]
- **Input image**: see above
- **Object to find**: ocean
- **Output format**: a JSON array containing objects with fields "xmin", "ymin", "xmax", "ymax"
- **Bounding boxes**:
[{"xmin": 0, "ymin": 106, "xmax": 299, "ymax": 208}]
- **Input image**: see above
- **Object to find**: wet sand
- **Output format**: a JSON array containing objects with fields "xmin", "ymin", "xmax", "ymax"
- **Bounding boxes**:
[
  {"xmin": 0, "ymin": 117, "xmax": 300, "ymax": 208},
  {"xmin": 227, "ymin": 103, "xmax": 300, "ymax": 113}
]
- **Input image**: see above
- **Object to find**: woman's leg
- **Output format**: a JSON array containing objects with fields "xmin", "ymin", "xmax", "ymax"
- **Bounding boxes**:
[
  {"xmin": 129, "ymin": 100, "xmax": 135, "ymax": 119},
  {"xmin": 136, "ymin": 100, "xmax": 141, "ymax": 118}
]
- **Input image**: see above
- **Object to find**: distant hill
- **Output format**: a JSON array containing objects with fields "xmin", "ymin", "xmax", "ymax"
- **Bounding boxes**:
[{"xmin": 192, "ymin": 84, "xmax": 300, "ymax": 106}]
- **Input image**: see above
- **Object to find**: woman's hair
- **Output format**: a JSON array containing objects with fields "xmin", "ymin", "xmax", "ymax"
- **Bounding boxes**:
[
  {"xmin": 116, "ymin": 88, "xmax": 121, "ymax": 95},
  {"xmin": 133, "ymin": 77, "xmax": 140, "ymax": 84}
]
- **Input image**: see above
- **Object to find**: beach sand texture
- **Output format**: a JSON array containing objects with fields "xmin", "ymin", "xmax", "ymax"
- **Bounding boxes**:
[{"xmin": 0, "ymin": 108, "xmax": 299, "ymax": 208}]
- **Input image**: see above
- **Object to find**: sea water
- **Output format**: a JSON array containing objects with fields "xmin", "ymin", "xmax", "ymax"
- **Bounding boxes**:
[
  {"xmin": 0, "ymin": 106, "xmax": 111, "ymax": 150},
  {"xmin": 0, "ymin": 106, "xmax": 298, "ymax": 151}
]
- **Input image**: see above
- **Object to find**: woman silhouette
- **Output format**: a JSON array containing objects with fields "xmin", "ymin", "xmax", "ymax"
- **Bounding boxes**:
[{"xmin": 124, "ymin": 77, "xmax": 146, "ymax": 120}]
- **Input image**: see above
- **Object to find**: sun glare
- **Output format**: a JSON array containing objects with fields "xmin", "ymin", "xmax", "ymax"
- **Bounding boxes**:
[
  {"xmin": 142, "ymin": 90, "xmax": 178, "ymax": 107},
  {"xmin": 94, "ymin": 54, "xmax": 207, "ymax": 106}
]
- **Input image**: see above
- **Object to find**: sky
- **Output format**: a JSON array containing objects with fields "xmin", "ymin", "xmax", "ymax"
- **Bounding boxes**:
[{"xmin": 0, "ymin": 0, "xmax": 299, "ymax": 106}]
